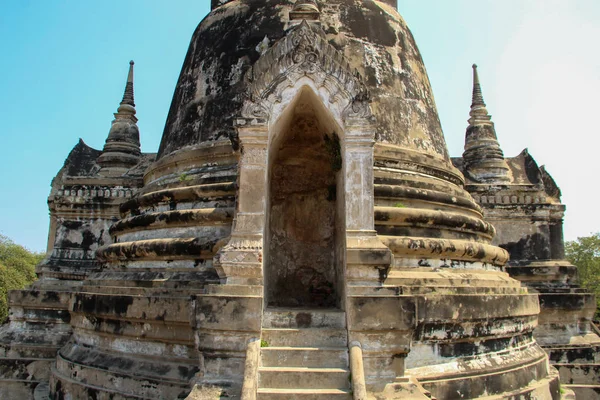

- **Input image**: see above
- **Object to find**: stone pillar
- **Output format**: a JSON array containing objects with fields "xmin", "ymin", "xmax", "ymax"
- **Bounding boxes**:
[
  {"xmin": 344, "ymin": 123, "xmax": 376, "ymax": 233},
  {"xmin": 214, "ymin": 122, "xmax": 268, "ymax": 286},
  {"xmin": 343, "ymin": 120, "xmax": 392, "ymax": 283},
  {"xmin": 344, "ymin": 120, "xmax": 402, "ymax": 391}
]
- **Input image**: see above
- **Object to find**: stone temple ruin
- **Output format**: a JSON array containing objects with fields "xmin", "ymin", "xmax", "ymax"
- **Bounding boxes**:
[{"xmin": 1, "ymin": 1, "xmax": 599, "ymax": 399}]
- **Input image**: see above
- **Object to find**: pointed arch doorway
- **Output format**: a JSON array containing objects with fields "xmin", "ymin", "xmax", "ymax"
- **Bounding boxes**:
[
  {"xmin": 216, "ymin": 21, "xmax": 385, "ymax": 313},
  {"xmin": 265, "ymin": 87, "xmax": 344, "ymax": 309}
]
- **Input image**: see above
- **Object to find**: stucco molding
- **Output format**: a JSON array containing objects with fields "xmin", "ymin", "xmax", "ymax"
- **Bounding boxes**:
[{"xmin": 241, "ymin": 20, "xmax": 372, "ymax": 125}]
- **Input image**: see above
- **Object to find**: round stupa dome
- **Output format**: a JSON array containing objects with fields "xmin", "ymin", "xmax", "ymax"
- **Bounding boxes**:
[{"xmin": 157, "ymin": 0, "xmax": 448, "ymax": 161}]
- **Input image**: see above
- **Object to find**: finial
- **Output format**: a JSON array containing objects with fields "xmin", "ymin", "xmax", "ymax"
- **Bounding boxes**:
[
  {"xmin": 290, "ymin": 0, "xmax": 320, "ymax": 20},
  {"xmin": 468, "ymin": 63, "xmax": 491, "ymax": 125},
  {"xmin": 471, "ymin": 64, "xmax": 485, "ymax": 108},
  {"xmin": 121, "ymin": 60, "xmax": 135, "ymax": 107}
]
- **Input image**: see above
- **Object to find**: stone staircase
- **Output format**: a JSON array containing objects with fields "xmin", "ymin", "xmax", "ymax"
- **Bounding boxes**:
[{"xmin": 257, "ymin": 308, "xmax": 352, "ymax": 399}]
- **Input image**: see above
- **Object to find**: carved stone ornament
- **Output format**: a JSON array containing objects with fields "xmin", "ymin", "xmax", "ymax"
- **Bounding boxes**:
[
  {"xmin": 242, "ymin": 21, "xmax": 372, "ymax": 123},
  {"xmin": 344, "ymin": 90, "xmax": 372, "ymax": 121}
]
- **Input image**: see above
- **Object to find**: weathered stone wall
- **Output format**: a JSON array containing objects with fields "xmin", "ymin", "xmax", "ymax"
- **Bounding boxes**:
[
  {"xmin": 0, "ymin": 138, "xmax": 151, "ymax": 399},
  {"xmin": 159, "ymin": 0, "xmax": 449, "ymax": 162},
  {"xmin": 50, "ymin": 139, "xmax": 238, "ymax": 399},
  {"xmin": 365, "ymin": 142, "xmax": 561, "ymax": 399},
  {"xmin": 455, "ymin": 90, "xmax": 600, "ymax": 397}
]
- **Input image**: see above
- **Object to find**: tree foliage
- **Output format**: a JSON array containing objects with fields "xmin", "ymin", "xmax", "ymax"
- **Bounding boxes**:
[
  {"xmin": 0, "ymin": 235, "xmax": 43, "ymax": 323},
  {"xmin": 565, "ymin": 233, "xmax": 600, "ymax": 314}
]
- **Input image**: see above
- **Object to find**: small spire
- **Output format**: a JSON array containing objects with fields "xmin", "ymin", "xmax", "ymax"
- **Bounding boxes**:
[
  {"xmin": 97, "ymin": 60, "xmax": 141, "ymax": 172},
  {"xmin": 471, "ymin": 64, "xmax": 485, "ymax": 107},
  {"xmin": 469, "ymin": 64, "xmax": 491, "ymax": 125},
  {"xmin": 462, "ymin": 63, "xmax": 510, "ymax": 183},
  {"xmin": 121, "ymin": 60, "xmax": 135, "ymax": 107}
]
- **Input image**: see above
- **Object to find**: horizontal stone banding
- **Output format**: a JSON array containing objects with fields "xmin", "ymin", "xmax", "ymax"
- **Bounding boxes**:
[
  {"xmin": 416, "ymin": 294, "xmax": 540, "ymax": 320},
  {"xmin": 141, "ymin": 164, "xmax": 237, "ymax": 195},
  {"xmin": 414, "ymin": 339, "xmax": 547, "ymax": 381},
  {"xmin": 376, "ymin": 226, "xmax": 483, "ymax": 242},
  {"xmin": 374, "ymin": 159, "xmax": 464, "ymax": 187},
  {"xmin": 96, "ymin": 237, "xmax": 224, "ymax": 262},
  {"xmin": 120, "ymin": 182, "xmax": 236, "ymax": 214},
  {"xmin": 347, "ymin": 285, "xmax": 525, "ymax": 296},
  {"xmin": 69, "ymin": 317, "xmax": 193, "ymax": 345},
  {"xmin": 374, "ymin": 144, "xmax": 465, "ymax": 186},
  {"xmin": 143, "ymin": 139, "xmax": 236, "ymax": 178},
  {"xmin": 0, "ymin": 359, "xmax": 53, "ymax": 381},
  {"xmin": 110, "ymin": 207, "xmax": 234, "ymax": 235},
  {"xmin": 76, "ymin": 286, "xmax": 203, "ymax": 297},
  {"xmin": 375, "ymin": 206, "xmax": 495, "ymax": 238},
  {"xmin": 410, "ymin": 333, "xmax": 536, "ymax": 366},
  {"xmin": 54, "ymin": 351, "xmax": 193, "ymax": 398},
  {"xmin": 50, "ymin": 367, "xmax": 149, "ymax": 400},
  {"xmin": 416, "ymin": 318, "xmax": 538, "ymax": 342},
  {"xmin": 538, "ymin": 293, "xmax": 597, "ymax": 310},
  {"xmin": 380, "ymin": 236, "xmax": 509, "ymax": 265},
  {"xmin": 375, "ymin": 174, "xmax": 468, "ymax": 199},
  {"xmin": 58, "ymin": 343, "xmax": 198, "ymax": 381},
  {"xmin": 70, "ymin": 330, "xmax": 195, "ymax": 361},
  {"xmin": 8, "ymin": 290, "xmax": 70, "ymax": 308},
  {"xmin": 7, "ymin": 309, "xmax": 70, "ymax": 324},
  {"xmin": 144, "ymin": 161, "xmax": 237, "ymax": 187},
  {"xmin": 82, "ymin": 270, "xmax": 219, "ymax": 288},
  {"xmin": 71, "ymin": 293, "xmax": 192, "ymax": 321},
  {"xmin": 384, "ymin": 269, "xmax": 519, "ymax": 286},
  {"xmin": 418, "ymin": 348, "xmax": 553, "ymax": 399},
  {"xmin": 374, "ymin": 184, "xmax": 479, "ymax": 212}
]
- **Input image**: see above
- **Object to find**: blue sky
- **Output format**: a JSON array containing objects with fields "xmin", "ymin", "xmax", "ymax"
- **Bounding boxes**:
[{"xmin": 1, "ymin": 1, "xmax": 599, "ymax": 252}]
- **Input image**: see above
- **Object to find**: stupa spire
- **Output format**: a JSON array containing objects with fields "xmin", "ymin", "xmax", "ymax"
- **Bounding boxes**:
[
  {"xmin": 97, "ymin": 61, "xmax": 141, "ymax": 173},
  {"xmin": 120, "ymin": 60, "xmax": 135, "ymax": 107},
  {"xmin": 471, "ymin": 64, "xmax": 485, "ymax": 106},
  {"xmin": 462, "ymin": 64, "xmax": 510, "ymax": 183},
  {"xmin": 468, "ymin": 64, "xmax": 492, "ymax": 126}
]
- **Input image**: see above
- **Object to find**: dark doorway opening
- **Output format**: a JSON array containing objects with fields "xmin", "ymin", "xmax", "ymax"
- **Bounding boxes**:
[{"xmin": 265, "ymin": 90, "xmax": 342, "ymax": 308}]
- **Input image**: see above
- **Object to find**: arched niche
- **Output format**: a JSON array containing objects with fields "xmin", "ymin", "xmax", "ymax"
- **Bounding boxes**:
[
  {"xmin": 265, "ymin": 86, "xmax": 345, "ymax": 308},
  {"xmin": 215, "ymin": 20, "xmax": 387, "ymax": 297}
]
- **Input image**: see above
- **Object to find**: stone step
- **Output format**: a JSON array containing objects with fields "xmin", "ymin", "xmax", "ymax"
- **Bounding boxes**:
[
  {"xmin": 263, "ymin": 308, "xmax": 346, "ymax": 329},
  {"xmin": 205, "ymin": 284, "xmax": 263, "ymax": 296},
  {"xmin": 77, "ymin": 285, "xmax": 218, "ymax": 298},
  {"xmin": 0, "ymin": 358, "xmax": 53, "ymax": 381},
  {"xmin": 0, "ymin": 343, "xmax": 63, "ymax": 359},
  {"xmin": 261, "ymin": 347, "xmax": 348, "ymax": 368},
  {"xmin": 78, "ymin": 285, "xmax": 199, "ymax": 296},
  {"xmin": 257, "ymin": 388, "xmax": 352, "ymax": 399},
  {"xmin": 347, "ymin": 285, "xmax": 524, "ymax": 296},
  {"xmin": 258, "ymin": 367, "xmax": 350, "ymax": 389},
  {"xmin": 385, "ymin": 271, "xmax": 520, "ymax": 288},
  {"xmin": 554, "ymin": 363, "xmax": 600, "ymax": 384},
  {"xmin": 261, "ymin": 328, "xmax": 347, "ymax": 348},
  {"xmin": 82, "ymin": 278, "xmax": 217, "ymax": 290},
  {"xmin": 562, "ymin": 385, "xmax": 600, "ymax": 400}
]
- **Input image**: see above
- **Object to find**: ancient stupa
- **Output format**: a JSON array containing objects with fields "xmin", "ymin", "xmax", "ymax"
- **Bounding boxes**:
[{"xmin": 1, "ymin": 1, "xmax": 598, "ymax": 399}]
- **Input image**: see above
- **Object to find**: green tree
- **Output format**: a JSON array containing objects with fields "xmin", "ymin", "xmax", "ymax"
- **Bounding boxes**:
[
  {"xmin": 0, "ymin": 235, "xmax": 43, "ymax": 323},
  {"xmin": 565, "ymin": 233, "xmax": 600, "ymax": 316}
]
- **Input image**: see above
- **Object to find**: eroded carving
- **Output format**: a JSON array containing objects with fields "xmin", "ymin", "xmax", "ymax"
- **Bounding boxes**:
[{"xmin": 242, "ymin": 21, "xmax": 372, "ymax": 123}]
